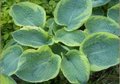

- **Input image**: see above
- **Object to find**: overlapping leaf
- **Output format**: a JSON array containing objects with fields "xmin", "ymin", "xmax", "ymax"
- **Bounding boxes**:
[
  {"xmin": 12, "ymin": 27, "xmax": 53, "ymax": 48},
  {"xmin": 4, "ymin": 0, "xmax": 120, "ymax": 83},
  {"xmin": 16, "ymin": 46, "xmax": 61, "ymax": 82},
  {"xmin": 107, "ymin": 3, "xmax": 120, "ymax": 24},
  {"xmin": 3, "ymin": 39, "xmax": 17, "ymax": 50},
  {"xmin": 61, "ymin": 50, "xmax": 90, "ymax": 83},
  {"xmin": 54, "ymin": 0, "xmax": 92, "ymax": 31},
  {"xmin": 81, "ymin": 32, "xmax": 120, "ymax": 71},
  {"xmin": 46, "ymin": 18, "xmax": 61, "ymax": 35},
  {"xmin": 54, "ymin": 29, "xmax": 86, "ymax": 46},
  {"xmin": 92, "ymin": 0, "xmax": 111, "ymax": 7},
  {"xmin": 0, "ymin": 45, "xmax": 23, "ymax": 75},
  {"xmin": 0, "ymin": 74, "xmax": 16, "ymax": 84},
  {"xmin": 85, "ymin": 16, "xmax": 120, "ymax": 36},
  {"xmin": 9, "ymin": 2, "xmax": 46, "ymax": 27}
]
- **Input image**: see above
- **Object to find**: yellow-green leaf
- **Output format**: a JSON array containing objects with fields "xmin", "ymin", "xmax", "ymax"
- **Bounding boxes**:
[{"xmin": 0, "ymin": 74, "xmax": 16, "ymax": 84}]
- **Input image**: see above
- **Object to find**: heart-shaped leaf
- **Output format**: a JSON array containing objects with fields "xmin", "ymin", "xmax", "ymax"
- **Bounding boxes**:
[
  {"xmin": 0, "ymin": 45, "xmax": 23, "ymax": 76},
  {"xmin": 0, "ymin": 74, "xmax": 16, "ymax": 84},
  {"xmin": 61, "ymin": 50, "xmax": 90, "ymax": 83},
  {"xmin": 107, "ymin": 3, "xmax": 120, "ymax": 24},
  {"xmin": 81, "ymin": 32, "xmax": 120, "ymax": 71},
  {"xmin": 9, "ymin": 2, "xmax": 46, "ymax": 27},
  {"xmin": 54, "ymin": 29, "xmax": 86, "ymax": 46},
  {"xmin": 54, "ymin": 0, "xmax": 92, "ymax": 31},
  {"xmin": 92, "ymin": 0, "xmax": 111, "ymax": 7},
  {"xmin": 12, "ymin": 27, "xmax": 53, "ymax": 48},
  {"xmin": 85, "ymin": 16, "xmax": 120, "ymax": 36},
  {"xmin": 16, "ymin": 46, "xmax": 61, "ymax": 82}
]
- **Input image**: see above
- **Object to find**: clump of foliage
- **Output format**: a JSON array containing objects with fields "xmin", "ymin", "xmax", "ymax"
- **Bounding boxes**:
[{"xmin": 0, "ymin": 0, "xmax": 120, "ymax": 84}]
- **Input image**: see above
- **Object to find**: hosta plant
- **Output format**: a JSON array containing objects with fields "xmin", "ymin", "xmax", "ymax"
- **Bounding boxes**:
[{"xmin": 0, "ymin": 0, "xmax": 120, "ymax": 84}]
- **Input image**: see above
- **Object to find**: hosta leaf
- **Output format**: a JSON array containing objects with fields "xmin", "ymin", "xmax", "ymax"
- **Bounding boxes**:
[
  {"xmin": 16, "ymin": 46, "xmax": 61, "ymax": 82},
  {"xmin": 46, "ymin": 18, "xmax": 61, "ymax": 35},
  {"xmin": 9, "ymin": 2, "xmax": 46, "ymax": 27},
  {"xmin": 0, "ymin": 74, "xmax": 16, "ymax": 84},
  {"xmin": 54, "ymin": 29, "xmax": 86, "ymax": 46},
  {"xmin": 3, "ymin": 39, "xmax": 17, "ymax": 50},
  {"xmin": 85, "ymin": 16, "xmax": 120, "ymax": 36},
  {"xmin": 0, "ymin": 45, "xmax": 23, "ymax": 75},
  {"xmin": 81, "ymin": 32, "xmax": 120, "ymax": 71},
  {"xmin": 61, "ymin": 50, "xmax": 90, "ymax": 83},
  {"xmin": 54, "ymin": 0, "xmax": 92, "ymax": 31},
  {"xmin": 12, "ymin": 27, "xmax": 53, "ymax": 48},
  {"xmin": 107, "ymin": 3, "xmax": 120, "ymax": 24},
  {"xmin": 92, "ymin": 0, "xmax": 111, "ymax": 7}
]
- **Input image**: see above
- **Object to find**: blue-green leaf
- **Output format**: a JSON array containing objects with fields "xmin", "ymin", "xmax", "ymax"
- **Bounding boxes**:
[
  {"xmin": 9, "ymin": 2, "xmax": 46, "ymax": 27},
  {"xmin": 107, "ymin": 3, "xmax": 120, "ymax": 24},
  {"xmin": 46, "ymin": 18, "xmax": 62, "ymax": 35},
  {"xmin": 16, "ymin": 46, "xmax": 61, "ymax": 82},
  {"xmin": 61, "ymin": 50, "xmax": 90, "ymax": 83},
  {"xmin": 81, "ymin": 32, "xmax": 120, "ymax": 71},
  {"xmin": 12, "ymin": 27, "xmax": 53, "ymax": 48},
  {"xmin": 85, "ymin": 16, "xmax": 120, "ymax": 36},
  {"xmin": 54, "ymin": 29, "xmax": 86, "ymax": 46},
  {"xmin": 0, "ymin": 45, "xmax": 23, "ymax": 75},
  {"xmin": 92, "ymin": 0, "xmax": 111, "ymax": 7},
  {"xmin": 54, "ymin": 0, "xmax": 92, "ymax": 31},
  {"xmin": 3, "ymin": 39, "xmax": 17, "ymax": 50}
]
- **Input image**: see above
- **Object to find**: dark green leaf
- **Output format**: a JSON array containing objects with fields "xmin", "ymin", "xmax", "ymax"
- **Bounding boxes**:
[{"xmin": 92, "ymin": 7, "xmax": 104, "ymax": 15}]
